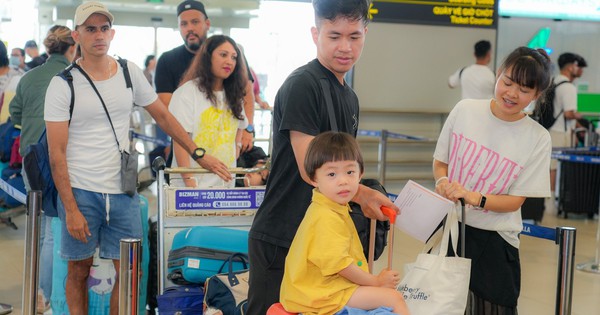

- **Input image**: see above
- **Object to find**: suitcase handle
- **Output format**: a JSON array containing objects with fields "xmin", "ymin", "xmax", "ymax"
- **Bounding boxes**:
[
  {"xmin": 217, "ymin": 252, "xmax": 249, "ymax": 274},
  {"xmin": 380, "ymin": 206, "xmax": 396, "ymax": 224}
]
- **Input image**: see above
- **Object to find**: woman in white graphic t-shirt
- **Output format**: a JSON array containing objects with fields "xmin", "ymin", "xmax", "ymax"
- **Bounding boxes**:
[
  {"xmin": 432, "ymin": 47, "xmax": 553, "ymax": 315},
  {"xmin": 169, "ymin": 35, "xmax": 248, "ymax": 188}
]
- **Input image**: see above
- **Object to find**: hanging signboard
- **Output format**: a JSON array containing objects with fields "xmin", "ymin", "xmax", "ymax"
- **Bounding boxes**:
[{"xmin": 370, "ymin": 0, "xmax": 498, "ymax": 29}]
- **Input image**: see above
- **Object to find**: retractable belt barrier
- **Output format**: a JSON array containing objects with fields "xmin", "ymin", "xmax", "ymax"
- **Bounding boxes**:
[
  {"xmin": 357, "ymin": 129, "xmax": 430, "ymax": 142},
  {"xmin": 130, "ymin": 131, "xmax": 170, "ymax": 147},
  {"xmin": 0, "ymin": 177, "xmax": 26, "ymax": 205}
]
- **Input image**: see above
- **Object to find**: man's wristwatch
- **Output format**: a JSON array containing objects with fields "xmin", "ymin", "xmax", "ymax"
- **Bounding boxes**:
[
  {"xmin": 191, "ymin": 147, "xmax": 206, "ymax": 160},
  {"xmin": 244, "ymin": 124, "xmax": 254, "ymax": 133}
]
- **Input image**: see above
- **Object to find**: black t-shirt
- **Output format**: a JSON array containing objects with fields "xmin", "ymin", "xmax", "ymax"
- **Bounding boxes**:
[
  {"xmin": 155, "ymin": 44, "xmax": 255, "ymax": 95},
  {"xmin": 154, "ymin": 45, "xmax": 195, "ymax": 94},
  {"xmin": 249, "ymin": 59, "xmax": 360, "ymax": 248}
]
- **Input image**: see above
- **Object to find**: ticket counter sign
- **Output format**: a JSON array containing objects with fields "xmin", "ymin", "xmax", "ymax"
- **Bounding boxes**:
[
  {"xmin": 175, "ymin": 188, "xmax": 265, "ymax": 211},
  {"xmin": 371, "ymin": 0, "xmax": 498, "ymax": 29}
]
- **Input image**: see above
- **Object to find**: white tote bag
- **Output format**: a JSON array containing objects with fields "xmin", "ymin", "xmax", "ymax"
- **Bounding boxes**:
[{"xmin": 397, "ymin": 206, "xmax": 471, "ymax": 315}]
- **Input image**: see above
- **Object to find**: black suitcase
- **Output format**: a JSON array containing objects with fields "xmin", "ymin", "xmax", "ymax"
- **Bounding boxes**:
[
  {"xmin": 147, "ymin": 216, "xmax": 159, "ymax": 314},
  {"xmin": 558, "ymin": 150, "xmax": 600, "ymax": 218},
  {"xmin": 521, "ymin": 197, "xmax": 545, "ymax": 224}
]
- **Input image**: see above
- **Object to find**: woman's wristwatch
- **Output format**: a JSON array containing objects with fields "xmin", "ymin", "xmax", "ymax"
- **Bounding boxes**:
[{"xmin": 479, "ymin": 193, "xmax": 487, "ymax": 208}]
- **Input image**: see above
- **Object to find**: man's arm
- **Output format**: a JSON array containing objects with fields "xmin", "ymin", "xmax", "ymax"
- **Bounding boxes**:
[
  {"xmin": 157, "ymin": 93, "xmax": 172, "ymax": 109},
  {"xmin": 448, "ymin": 68, "xmax": 462, "ymax": 88},
  {"xmin": 47, "ymin": 121, "xmax": 91, "ymax": 242},
  {"xmin": 564, "ymin": 110, "xmax": 582, "ymax": 120},
  {"xmin": 8, "ymin": 84, "xmax": 23, "ymax": 126},
  {"xmin": 145, "ymin": 99, "xmax": 232, "ymax": 181},
  {"xmin": 290, "ymin": 130, "xmax": 315, "ymax": 185},
  {"xmin": 240, "ymin": 64, "xmax": 255, "ymax": 152}
]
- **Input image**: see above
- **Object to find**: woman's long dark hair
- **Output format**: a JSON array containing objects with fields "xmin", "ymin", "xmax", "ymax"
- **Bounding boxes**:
[{"xmin": 180, "ymin": 35, "xmax": 246, "ymax": 120}]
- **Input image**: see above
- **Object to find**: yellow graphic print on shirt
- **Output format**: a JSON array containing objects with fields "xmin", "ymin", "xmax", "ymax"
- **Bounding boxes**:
[{"xmin": 193, "ymin": 105, "xmax": 237, "ymax": 167}]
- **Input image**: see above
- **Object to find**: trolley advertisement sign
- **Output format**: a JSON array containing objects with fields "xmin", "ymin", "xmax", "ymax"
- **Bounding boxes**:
[{"xmin": 174, "ymin": 188, "xmax": 264, "ymax": 211}]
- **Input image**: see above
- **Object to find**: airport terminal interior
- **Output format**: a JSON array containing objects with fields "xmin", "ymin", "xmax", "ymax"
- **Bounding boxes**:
[{"xmin": 1, "ymin": 0, "xmax": 600, "ymax": 314}]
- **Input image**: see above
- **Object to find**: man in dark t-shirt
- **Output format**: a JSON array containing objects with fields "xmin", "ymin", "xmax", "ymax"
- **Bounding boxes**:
[
  {"xmin": 247, "ymin": 1, "xmax": 399, "ymax": 314},
  {"xmin": 155, "ymin": 0, "xmax": 256, "ymax": 152}
]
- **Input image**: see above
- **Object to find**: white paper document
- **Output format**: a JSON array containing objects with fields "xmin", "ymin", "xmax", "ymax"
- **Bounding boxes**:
[{"xmin": 393, "ymin": 180, "xmax": 454, "ymax": 242}]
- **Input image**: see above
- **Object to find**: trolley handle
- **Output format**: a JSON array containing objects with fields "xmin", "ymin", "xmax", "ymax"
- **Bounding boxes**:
[
  {"xmin": 380, "ymin": 206, "xmax": 396, "ymax": 224},
  {"xmin": 164, "ymin": 165, "xmax": 268, "ymax": 175}
]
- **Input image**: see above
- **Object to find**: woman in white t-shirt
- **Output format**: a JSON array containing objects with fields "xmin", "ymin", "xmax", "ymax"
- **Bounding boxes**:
[
  {"xmin": 433, "ymin": 47, "xmax": 553, "ymax": 315},
  {"xmin": 169, "ymin": 35, "xmax": 247, "ymax": 188}
]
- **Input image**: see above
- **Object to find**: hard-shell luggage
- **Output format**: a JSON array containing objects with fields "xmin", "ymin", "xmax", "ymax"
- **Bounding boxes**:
[
  {"xmin": 521, "ymin": 197, "xmax": 545, "ymax": 224},
  {"xmin": 558, "ymin": 149, "xmax": 600, "ymax": 218},
  {"xmin": 167, "ymin": 226, "xmax": 249, "ymax": 285}
]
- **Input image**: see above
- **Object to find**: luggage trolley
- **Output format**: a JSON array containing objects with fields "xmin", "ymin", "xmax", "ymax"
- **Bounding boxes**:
[{"xmin": 154, "ymin": 159, "xmax": 266, "ymax": 293}]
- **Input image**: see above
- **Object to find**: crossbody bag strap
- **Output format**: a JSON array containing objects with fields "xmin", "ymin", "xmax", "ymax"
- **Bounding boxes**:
[
  {"xmin": 319, "ymin": 78, "xmax": 338, "ymax": 132},
  {"xmin": 73, "ymin": 63, "xmax": 121, "ymax": 151}
]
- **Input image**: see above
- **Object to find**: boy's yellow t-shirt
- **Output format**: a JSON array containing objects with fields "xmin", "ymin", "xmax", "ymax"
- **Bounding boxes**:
[{"xmin": 280, "ymin": 189, "xmax": 368, "ymax": 315}]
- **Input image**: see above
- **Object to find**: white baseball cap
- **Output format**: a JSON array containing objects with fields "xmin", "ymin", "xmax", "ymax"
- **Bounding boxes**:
[{"xmin": 74, "ymin": 1, "xmax": 114, "ymax": 26}]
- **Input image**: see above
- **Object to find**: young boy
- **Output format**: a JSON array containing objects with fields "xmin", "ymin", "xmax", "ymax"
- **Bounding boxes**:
[{"xmin": 280, "ymin": 132, "xmax": 410, "ymax": 315}]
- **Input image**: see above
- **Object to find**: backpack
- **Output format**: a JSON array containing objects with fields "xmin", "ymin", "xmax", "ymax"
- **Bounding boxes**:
[
  {"xmin": 533, "ymin": 80, "xmax": 569, "ymax": 129},
  {"xmin": 0, "ymin": 118, "xmax": 20, "ymax": 163},
  {"xmin": 23, "ymin": 58, "xmax": 132, "ymax": 217},
  {"xmin": 349, "ymin": 179, "xmax": 391, "ymax": 261}
]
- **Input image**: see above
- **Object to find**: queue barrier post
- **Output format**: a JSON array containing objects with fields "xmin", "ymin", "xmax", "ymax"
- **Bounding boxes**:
[
  {"xmin": 555, "ymin": 227, "xmax": 576, "ymax": 315},
  {"xmin": 119, "ymin": 238, "xmax": 142, "ymax": 315},
  {"xmin": 21, "ymin": 190, "xmax": 42, "ymax": 315},
  {"xmin": 152, "ymin": 157, "xmax": 167, "ymax": 295}
]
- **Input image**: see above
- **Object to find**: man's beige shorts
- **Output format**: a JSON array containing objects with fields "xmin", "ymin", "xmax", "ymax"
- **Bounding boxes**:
[{"xmin": 549, "ymin": 130, "xmax": 570, "ymax": 170}]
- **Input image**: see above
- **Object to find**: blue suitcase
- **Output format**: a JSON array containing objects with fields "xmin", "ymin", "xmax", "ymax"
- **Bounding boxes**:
[{"xmin": 167, "ymin": 226, "xmax": 248, "ymax": 285}]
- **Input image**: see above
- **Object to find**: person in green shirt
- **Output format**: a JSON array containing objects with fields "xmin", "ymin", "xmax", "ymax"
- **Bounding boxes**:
[{"xmin": 9, "ymin": 25, "xmax": 76, "ymax": 313}]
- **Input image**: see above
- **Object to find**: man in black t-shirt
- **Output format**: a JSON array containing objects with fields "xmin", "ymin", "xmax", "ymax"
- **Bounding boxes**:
[
  {"xmin": 247, "ymin": 1, "xmax": 399, "ymax": 313},
  {"xmin": 155, "ymin": 0, "xmax": 256, "ymax": 152}
]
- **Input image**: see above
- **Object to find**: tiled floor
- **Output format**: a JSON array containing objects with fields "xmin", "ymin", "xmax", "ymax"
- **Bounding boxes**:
[{"xmin": 1, "ymin": 188, "xmax": 600, "ymax": 314}]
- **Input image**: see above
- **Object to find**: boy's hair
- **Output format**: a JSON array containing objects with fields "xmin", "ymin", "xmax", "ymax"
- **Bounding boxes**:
[
  {"xmin": 313, "ymin": 0, "xmax": 371, "ymax": 27},
  {"xmin": 305, "ymin": 131, "xmax": 364, "ymax": 181}
]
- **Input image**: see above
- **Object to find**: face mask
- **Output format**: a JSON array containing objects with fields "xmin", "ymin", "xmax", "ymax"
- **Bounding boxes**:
[{"xmin": 9, "ymin": 56, "xmax": 20, "ymax": 67}]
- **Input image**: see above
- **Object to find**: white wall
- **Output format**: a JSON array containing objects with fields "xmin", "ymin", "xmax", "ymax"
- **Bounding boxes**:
[
  {"xmin": 354, "ymin": 22, "xmax": 496, "ymax": 111},
  {"xmin": 496, "ymin": 17, "xmax": 600, "ymax": 93}
]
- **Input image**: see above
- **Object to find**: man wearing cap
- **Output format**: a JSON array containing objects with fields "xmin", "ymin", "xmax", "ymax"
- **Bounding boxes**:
[
  {"xmin": 24, "ymin": 40, "xmax": 48, "ymax": 69},
  {"xmin": 44, "ymin": 2, "xmax": 232, "ymax": 314},
  {"xmin": 547, "ymin": 52, "xmax": 584, "ymax": 209},
  {"xmin": 155, "ymin": 0, "xmax": 256, "ymax": 155}
]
